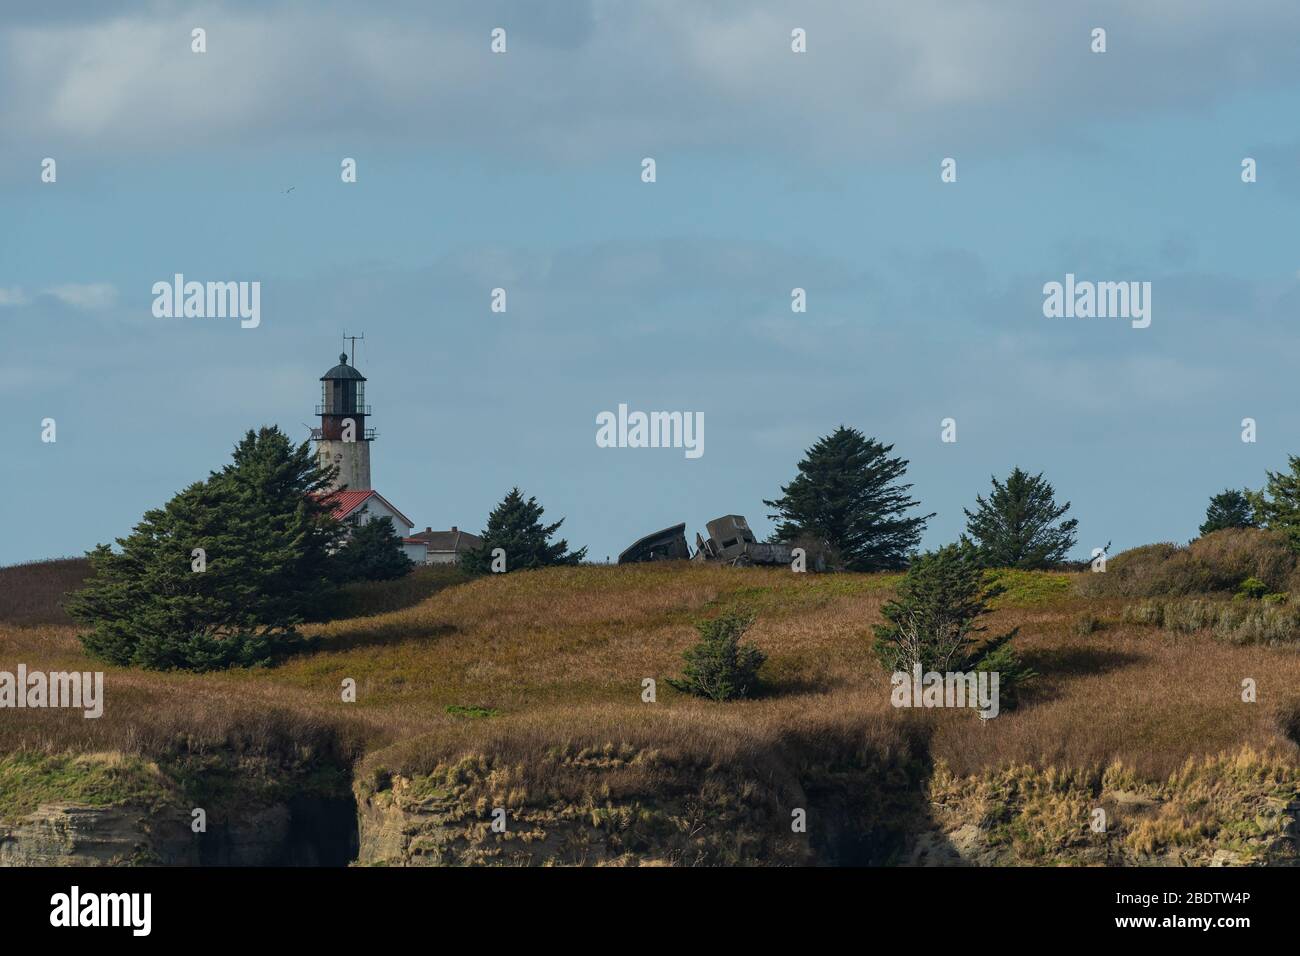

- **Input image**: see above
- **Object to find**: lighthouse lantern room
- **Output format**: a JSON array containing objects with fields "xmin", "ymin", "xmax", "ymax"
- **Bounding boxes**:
[{"xmin": 315, "ymin": 352, "xmax": 375, "ymax": 492}]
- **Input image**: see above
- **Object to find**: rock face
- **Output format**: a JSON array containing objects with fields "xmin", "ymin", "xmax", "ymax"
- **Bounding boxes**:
[
  {"xmin": 0, "ymin": 804, "xmax": 177, "ymax": 866},
  {"xmin": 354, "ymin": 775, "xmax": 813, "ymax": 867},
  {"xmin": 0, "ymin": 799, "xmax": 356, "ymax": 867}
]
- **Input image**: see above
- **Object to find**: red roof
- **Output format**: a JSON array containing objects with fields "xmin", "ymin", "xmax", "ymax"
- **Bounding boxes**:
[{"xmin": 316, "ymin": 489, "xmax": 414, "ymax": 529}]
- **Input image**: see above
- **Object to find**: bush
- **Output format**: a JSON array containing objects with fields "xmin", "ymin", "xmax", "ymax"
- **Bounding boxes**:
[
  {"xmin": 1074, "ymin": 613, "xmax": 1104, "ymax": 635},
  {"xmin": 1120, "ymin": 596, "xmax": 1300, "ymax": 646},
  {"xmin": 974, "ymin": 642, "xmax": 1038, "ymax": 711},
  {"xmin": 332, "ymin": 515, "xmax": 414, "ymax": 582},
  {"xmin": 1080, "ymin": 528, "xmax": 1297, "ymax": 598},
  {"xmin": 667, "ymin": 610, "xmax": 766, "ymax": 701},
  {"xmin": 1235, "ymin": 576, "xmax": 1268, "ymax": 600}
]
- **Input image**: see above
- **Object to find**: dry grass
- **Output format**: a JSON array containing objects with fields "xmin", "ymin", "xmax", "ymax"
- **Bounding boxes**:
[
  {"xmin": 0, "ymin": 557, "xmax": 92, "ymax": 627},
  {"xmin": 1, "ymin": 560, "xmax": 1298, "ymax": 801},
  {"xmin": 1081, "ymin": 527, "xmax": 1300, "ymax": 598}
]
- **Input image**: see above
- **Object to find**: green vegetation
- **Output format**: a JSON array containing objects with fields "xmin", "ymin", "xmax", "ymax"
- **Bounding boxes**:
[
  {"xmin": 1121, "ymin": 596, "xmax": 1300, "ymax": 646},
  {"xmin": 873, "ymin": 543, "xmax": 1001, "ymax": 672},
  {"xmin": 0, "ymin": 752, "xmax": 172, "ymax": 822},
  {"xmin": 1201, "ymin": 489, "xmax": 1257, "ymax": 536},
  {"xmin": 874, "ymin": 543, "xmax": 1035, "ymax": 708},
  {"xmin": 445, "ymin": 704, "xmax": 501, "ymax": 719},
  {"xmin": 763, "ymin": 426, "xmax": 932, "ymax": 571},
  {"xmin": 332, "ymin": 515, "xmax": 413, "ymax": 582},
  {"xmin": 963, "ymin": 467, "xmax": 1078, "ymax": 569},
  {"xmin": 1249, "ymin": 456, "xmax": 1300, "ymax": 551},
  {"xmin": 1079, "ymin": 527, "xmax": 1300, "ymax": 598},
  {"xmin": 667, "ymin": 609, "xmax": 766, "ymax": 701},
  {"xmin": 67, "ymin": 426, "xmax": 341, "ymax": 671},
  {"xmin": 985, "ymin": 568, "xmax": 1073, "ymax": 607},
  {"xmin": 458, "ymin": 487, "xmax": 586, "ymax": 573}
]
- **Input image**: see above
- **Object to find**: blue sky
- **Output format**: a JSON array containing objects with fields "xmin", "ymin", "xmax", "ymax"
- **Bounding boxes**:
[{"xmin": 5, "ymin": 1, "xmax": 1300, "ymax": 566}]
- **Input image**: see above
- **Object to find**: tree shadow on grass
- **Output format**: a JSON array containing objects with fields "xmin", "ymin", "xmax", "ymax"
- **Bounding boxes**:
[
  {"xmin": 304, "ymin": 622, "xmax": 459, "ymax": 655},
  {"xmin": 1018, "ymin": 645, "xmax": 1146, "ymax": 706}
]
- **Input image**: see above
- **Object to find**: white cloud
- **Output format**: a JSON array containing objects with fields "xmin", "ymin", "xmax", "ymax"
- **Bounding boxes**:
[
  {"xmin": 0, "ymin": 283, "xmax": 114, "ymax": 308},
  {"xmin": 4, "ymin": 1, "xmax": 1300, "ymax": 160},
  {"xmin": 45, "ymin": 283, "xmax": 117, "ymax": 309}
]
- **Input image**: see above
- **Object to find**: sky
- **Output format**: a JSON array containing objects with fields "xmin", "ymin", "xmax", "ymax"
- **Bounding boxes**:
[{"xmin": 4, "ymin": 0, "xmax": 1300, "ymax": 566}]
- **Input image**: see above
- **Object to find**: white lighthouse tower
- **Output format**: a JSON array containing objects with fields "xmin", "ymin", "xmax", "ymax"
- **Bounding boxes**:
[{"xmin": 314, "ymin": 351, "xmax": 374, "ymax": 492}]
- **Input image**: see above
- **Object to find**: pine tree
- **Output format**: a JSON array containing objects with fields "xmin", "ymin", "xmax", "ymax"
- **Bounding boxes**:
[
  {"xmin": 1249, "ymin": 457, "xmax": 1300, "ymax": 550},
  {"xmin": 962, "ymin": 467, "xmax": 1078, "ymax": 569},
  {"xmin": 1199, "ymin": 489, "xmax": 1257, "ymax": 536},
  {"xmin": 763, "ymin": 426, "xmax": 932, "ymax": 571},
  {"xmin": 873, "ymin": 543, "xmax": 996, "ymax": 672},
  {"xmin": 667, "ymin": 610, "xmax": 766, "ymax": 701},
  {"xmin": 873, "ymin": 543, "xmax": 1034, "ymax": 707},
  {"xmin": 458, "ymin": 487, "xmax": 586, "ymax": 573},
  {"xmin": 332, "ymin": 515, "xmax": 414, "ymax": 582},
  {"xmin": 68, "ymin": 427, "xmax": 342, "ymax": 670}
]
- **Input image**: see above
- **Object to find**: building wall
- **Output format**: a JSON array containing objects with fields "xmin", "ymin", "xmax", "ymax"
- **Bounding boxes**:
[
  {"xmin": 318, "ymin": 439, "xmax": 371, "ymax": 492},
  {"xmin": 403, "ymin": 542, "xmax": 428, "ymax": 564},
  {"xmin": 344, "ymin": 497, "xmax": 412, "ymax": 536},
  {"xmin": 426, "ymin": 550, "xmax": 461, "ymax": 566}
]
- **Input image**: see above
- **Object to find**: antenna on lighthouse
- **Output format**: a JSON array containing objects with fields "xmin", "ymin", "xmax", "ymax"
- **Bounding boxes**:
[{"xmin": 342, "ymin": 331, "xmax": 365, "ymax": 366}]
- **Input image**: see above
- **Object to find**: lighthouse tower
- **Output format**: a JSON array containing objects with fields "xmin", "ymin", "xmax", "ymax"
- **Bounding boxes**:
[{"xmin": 315, "ymin": 352, "xmax": 374, "ymax": 492}]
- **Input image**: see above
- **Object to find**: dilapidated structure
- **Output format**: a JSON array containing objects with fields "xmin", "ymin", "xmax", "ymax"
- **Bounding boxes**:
[
  {"xmin": 617, "ymin": 523, "xmax": 690, "ymax": 564},
  {"xmin": 618, "ymin": 514, "xmax": 802, "ymax": 567},
  {"xmin": 692, "ymin": 515, "xmax": 795, "ymax": 567}
]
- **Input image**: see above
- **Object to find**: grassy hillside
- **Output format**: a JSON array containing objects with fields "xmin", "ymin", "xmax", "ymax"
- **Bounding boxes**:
[{"xmin": 1, "ymin": 557, "xmax": 1298, "ymax": 864}]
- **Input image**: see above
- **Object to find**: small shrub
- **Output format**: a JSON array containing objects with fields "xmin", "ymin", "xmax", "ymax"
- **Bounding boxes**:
[
  {"xmin": 1161, "ymin": 598, "xmax": 1219, "ymax": 633},
  {"xmin": 445, "ymin": 705, "xmax": 500, "ymax": 719},
  {"xmin": 667, "ymin": 610, "xmax": 766, "ymax": 701},
  {"xmin": 973, "ymin": 642, "xmax": 1038, "ymax": 711},
  {"xmin": 1236, "ymin": 577, "xmax": 1268, "ymax": 600},
  {"xmin": 1119, "ymin": 597, "xmax": 1300, "ymax": 646},
  {"xmin": 1074, "ymin": 613, "xmax": 1104, "ymax": 635},
  {"xmin": 1120, "ymin": 600, "xmax": 1164, "ymax": 627}
]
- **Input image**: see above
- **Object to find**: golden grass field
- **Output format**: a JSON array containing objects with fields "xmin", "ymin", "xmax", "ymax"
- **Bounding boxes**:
[
  {"xmin": 2, "ymin": 557, "xmax": 1297, "ymax": 790},
  {"xmin": 0, "ymin": 554, "xmax": 1294, "ymax": 868}
]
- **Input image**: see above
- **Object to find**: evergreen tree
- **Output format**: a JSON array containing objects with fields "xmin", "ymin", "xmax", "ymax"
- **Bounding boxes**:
[
  {"xmin": 332, "ymin": 515, "xmax": 414, "ymax": 582},
  {"xmin": 873, "ymin": 543, "xmax": 998, "ymax": 673},
  {"xmin": 873, "ymin": 543, "xmax": 1034, "ymax": 707},
  {"xmin": 962, "ymin": 467, "xmax": 1078, "ymax": 569},
  {"xmin": 458, "ymin": 487, "xmax": 586, "ymax": 573},
  {"xmin": 763, "ymin": 426, "xmax": 932, "ymax": 571},
  {"xmin": 667, "ymin": 610, "xmax": 766, "ymax": 701},
  {"xmin": 1249, "ymin": 457, "xmax": 1300, "ymax": 550},
  {"xmin": 1200, "ymin": 488, "xmax": 1257, "ymax": 536},
  {"xmin": 68, "ymin": 427, "xmax": 341, "ymax": 670}
]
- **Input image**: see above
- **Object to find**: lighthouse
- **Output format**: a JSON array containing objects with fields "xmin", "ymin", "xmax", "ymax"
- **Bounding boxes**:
[{"xmin": 315, "ymin": 352, "xmax": 374, "ymax": 492}]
